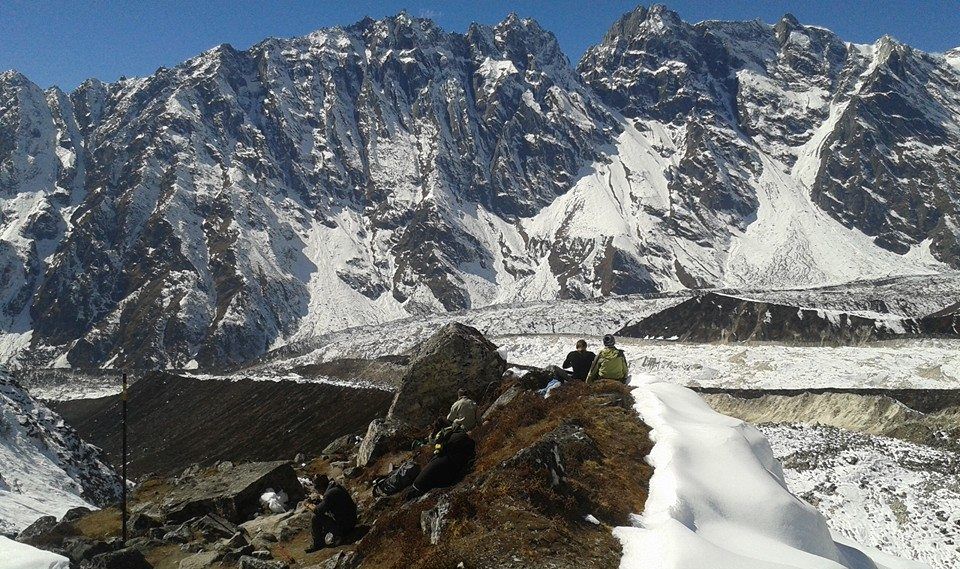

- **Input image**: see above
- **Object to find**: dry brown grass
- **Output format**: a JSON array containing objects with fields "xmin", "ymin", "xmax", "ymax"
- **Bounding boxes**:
[
  {"xmin": 73, "ymin": 507, "xmax": 121, "ymax": 541},
  {"xmin": 351, "ymin": 378, "xmax": 654, "ymax": 569}
]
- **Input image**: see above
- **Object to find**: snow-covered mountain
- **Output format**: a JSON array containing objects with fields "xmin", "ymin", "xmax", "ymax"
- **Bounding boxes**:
[
  {"xmin": 1, "ymin": 5, "xmax": 958, "ymax": 368},
  {"xmin": 0, "ymin": 372, "xmax": 121, "ymax": 534}
]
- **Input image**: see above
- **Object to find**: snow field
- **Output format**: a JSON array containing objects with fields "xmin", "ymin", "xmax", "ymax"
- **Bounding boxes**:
[
  {"xmin": 0, "ymin": 536, "xmax": 70, "ymax": 569},
  {"xmin": 762, "ymin": 424, "xmax": 960, "ymax": 569},
  {"xmin": 618, "ymin": 379, "xmax": 928, "ymax": 569}
]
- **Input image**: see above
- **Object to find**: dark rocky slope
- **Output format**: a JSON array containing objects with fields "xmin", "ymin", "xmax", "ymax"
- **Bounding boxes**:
[
  {"xmin": 52, "ymin": 374, "xmax": 393, "ymax": 478},
  {"xmin": 616, "ymin": 292, "xmax": 926, "ymax": 344}
]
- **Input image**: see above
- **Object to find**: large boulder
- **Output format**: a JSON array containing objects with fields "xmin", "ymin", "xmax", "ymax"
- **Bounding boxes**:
[
  {"xmin": 239, "ymin": 508, "xmax": 312, "ymax": 543},
  {"xmin": 387, "ymin": 323, "xmax": 507, "ymax": 428},
  {"xmin": 159, "ymin": 461, "xmax": 304, "ymax": 523},
  {"xmin": 58, "ymin": 537, "xmax": 115, "ymax": 564},
  {"xmin": 81, "ymin": 546, "xmax": 152, "ymax": 569},
  {"xmin": 322, "ymin": 433, "xmax": 360, "ymax": 458},
  {"xmin": 16, "ymin": 515, "xmax": 78, "ymax": 547},
  {"xmin": 356, "ymin": 419, "xmax": 404, "ymax": 467}
]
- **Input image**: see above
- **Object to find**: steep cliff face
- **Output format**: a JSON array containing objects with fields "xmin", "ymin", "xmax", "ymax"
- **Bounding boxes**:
[{"xmin": 1, "ymin": 6, "xmax": 958, "ymax": 368}]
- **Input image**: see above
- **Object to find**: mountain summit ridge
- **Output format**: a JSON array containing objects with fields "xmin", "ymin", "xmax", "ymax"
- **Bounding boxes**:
[{"xmin": 0, "ymin": 5, "xmax": 957, "ymax": 368}]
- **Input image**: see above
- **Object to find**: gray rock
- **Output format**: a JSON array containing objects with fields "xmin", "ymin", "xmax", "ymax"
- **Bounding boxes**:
[
  {"xmin": 15, "ymin": 515, "xmax": 57, "ymax": 545},
  {"xmin": 191, "ymin": 513, "xmax": 240, "ymax": 541},
  {"xmin": 317, "ymin": 551, "xmax": 360, "ymax": 569},
  {"xmin": 162, "ymin": 522, "xmax": 194, "ymax": 544},
  {"xmin": 58, "ymin": 537, "xmax": 114, "ymax": 563},
  {"xmin": 222, "ymin": 544, "xmax": 256, "ymax": 563},
  {"xmin": 421, "ymin": 497, "xmax": 451, "ymax": 545},
  {"xmin": 322, "ymin": 433, "xmax": 359, "ymax": 457},
  {"xmin": 357, "ymin": 419, "xmax": 403, "ymax": 467},
  {"xmin": 240, "ymin": 554, "xmax": 288, "ymax": 568},
  {"xmin": 481, "ymin": 386, "xmax": 522, "ymax": 421},
  {"xmin": 239, "ymin": 509, "xmax": 311, "ymax": 543},
  {"xmin": 161, "ymin": 461, "xmax": 304, "ymax": 523},
  {"xmin": 505, "ymin": 424, "xmax": 600, "ymax": 488},
  {"xmin": 178, "ymin": 550, "xmax": 221, "ymax": 569},
  {"xmin": 387, "ymin": 323, "xmax": 507, "ymax": 428},
  {"xmin": 81, "ymin": 546, "xmax": 152, "ymax": 569},
  {"xmin": 129, "ymin": 512, "xmax": 162, "ymax": 535},
  {"xmin": 16, "ymin": 515, "xmax": 77, "ymax": 547},
  {"xmin": 61, "ymin": 506, "xmax": 93, "ymax": 523}
]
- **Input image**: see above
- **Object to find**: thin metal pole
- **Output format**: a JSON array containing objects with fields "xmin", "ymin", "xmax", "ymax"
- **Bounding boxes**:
[{"xmin": 121, "ymin": 372, "xmax": 128, "ymax": 544}]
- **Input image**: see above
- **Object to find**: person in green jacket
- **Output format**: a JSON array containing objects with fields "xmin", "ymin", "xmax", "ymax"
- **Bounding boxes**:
[{"xmin": 587, "ymin": 334, "xmax": 629, "ymax": 383}]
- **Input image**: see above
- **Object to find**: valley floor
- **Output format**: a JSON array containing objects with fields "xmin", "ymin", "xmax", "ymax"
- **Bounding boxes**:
[{"xmin": 761, "ymin": 423, "xmax": 959, "ymax": 569}]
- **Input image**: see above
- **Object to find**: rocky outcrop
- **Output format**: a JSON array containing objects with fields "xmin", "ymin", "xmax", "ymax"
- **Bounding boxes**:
[
  {"xmin": 386, "ymin": 323, "xmax": 507, "ymax": 428},
  {"xmin": 356, "ymin": 419, "xmax": 404, "ymax": 468},
  {"xmin": 353, "ymin": 379, "xmax": 654, "ymax": 568},
  {"xmin": 16, "ymin": 515, "xmax": 77, "ymax": 547},
  {"xmin": 18, "ymin": 364, "xmax": 656, "ymax": 568},
  {"xmin": 156, "ymin": 461, "xmax": 304, "ymax": 524}
]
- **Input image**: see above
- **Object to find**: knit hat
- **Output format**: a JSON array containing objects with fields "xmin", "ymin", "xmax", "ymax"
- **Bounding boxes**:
[{"xmin": 603, "ymin": 334, "xmax": 616, "ymax": 347}]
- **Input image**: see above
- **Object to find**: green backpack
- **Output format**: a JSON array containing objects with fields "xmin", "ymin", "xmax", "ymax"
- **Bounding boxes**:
[{"xmin": 598, "ymin": 348, "xmax": 627, "ymax": 380}]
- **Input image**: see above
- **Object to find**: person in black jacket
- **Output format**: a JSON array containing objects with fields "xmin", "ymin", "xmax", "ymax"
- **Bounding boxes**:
[
  {"xmin": 405, "ymin": 429, "xmax": 476, "ymax": 500},
  {"xmin": 305, "ymin": 475, "xmax": 358, "ymax": 552},
  {"xmin": 560, "ymin": 339, "xmax": 596, "ymax": 381}
]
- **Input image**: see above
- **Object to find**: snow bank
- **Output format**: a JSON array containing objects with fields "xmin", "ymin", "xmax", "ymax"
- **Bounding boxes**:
[
  {"xmin": 0, "ymin": 536, "xmax": 70, "ymax": 569},
  {"xmin": 617, "ymin": 379, "xmax": 929, "ymax": 569}
]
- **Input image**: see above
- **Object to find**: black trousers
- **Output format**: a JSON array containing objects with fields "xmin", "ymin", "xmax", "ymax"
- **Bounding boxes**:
[
  {"xmin": 413, "ymin": 455, "xmax": 468, "ymax": 493},
  {"xmin": 311, "ymin": 512, "xmax": 354, "ymax": 546}
]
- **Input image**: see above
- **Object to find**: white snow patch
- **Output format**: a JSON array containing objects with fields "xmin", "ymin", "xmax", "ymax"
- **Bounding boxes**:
[
  {"xmin": 616, "ymin": 380, "xmax": 928, "ymax": 569},
  {"xmin": 0, "ymin": 536, "xmax": 70, "ymax": 569}
]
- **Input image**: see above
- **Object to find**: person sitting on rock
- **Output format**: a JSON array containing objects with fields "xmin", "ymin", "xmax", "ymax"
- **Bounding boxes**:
[
  {"xmin": 587, "ymin": 334, "xmax": 629, "ymax": 383},
  {"xmin": 446, "ymin": 388, "xmax": 479, "ymax": 431},
  {"xmin": 405, "ymin": 428, "xmax": 476, "ymax": 500},
  {"xmin": 305, "ymin": 475, "xmax": 357, "ymax": 552},
  {"xmin": 557, "ymin": 339, "xmax": 596, "ymax": 381}
]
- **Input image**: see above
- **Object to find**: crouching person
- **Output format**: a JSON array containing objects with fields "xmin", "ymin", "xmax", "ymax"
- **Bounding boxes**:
[
  {"xmin": 447, "ymin": 388, "xmax": 478, "ymax": 431},
  {"xmin": 406, "ymin": 427, "xmax": 476, "ymax": 500},
  {"xmin": 305, "ymin": 475, "xmax": 357, "ymax": 552}
]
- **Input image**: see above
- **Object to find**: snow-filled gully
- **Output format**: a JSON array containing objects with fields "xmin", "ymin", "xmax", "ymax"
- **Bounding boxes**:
[{"xmin": 617, "ymin": 377, "xmax": 928, "ymax": 569}]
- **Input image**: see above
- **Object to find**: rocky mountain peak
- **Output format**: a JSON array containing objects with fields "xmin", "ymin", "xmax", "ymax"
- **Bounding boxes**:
[
  {"xmin": 0, "ymin": 7, "xmax": 958, "ymax": 369},
  {"xmin": 774, "ymin": 13, "xmax": 804, "ymax": 44},
  {"xmin": 0, "ymin": 69, "xmax": 34, "ymax": 88},
  {"xmin": 488, "ymin": 14, "xmax": 569, "ymax": 75},
  {"xmin": 647, "ymin": 3, "xmax": 684, "ymax": 27}
]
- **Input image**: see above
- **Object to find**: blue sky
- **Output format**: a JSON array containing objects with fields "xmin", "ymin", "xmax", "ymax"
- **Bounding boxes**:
[{"xmin": 2, "ymin": 1, "xmax": 958, "ymax": 90}]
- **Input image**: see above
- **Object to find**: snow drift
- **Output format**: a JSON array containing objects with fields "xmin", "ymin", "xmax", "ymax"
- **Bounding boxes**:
[
  {"xmin": 617, "ymin": 379, "xmax": 928, "ymax": 569},
  {"xmin": 0, "ymin": 536, "xmax": 69, "ymax": 569}
]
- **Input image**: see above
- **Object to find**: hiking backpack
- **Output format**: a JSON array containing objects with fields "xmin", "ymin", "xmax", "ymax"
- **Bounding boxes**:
[{"xmin": 373, "ymin": 459, "xmax": 421, "ymax": 497}]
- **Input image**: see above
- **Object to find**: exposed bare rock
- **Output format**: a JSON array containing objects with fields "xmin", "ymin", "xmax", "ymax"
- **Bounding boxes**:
[
  {"xmin": 158, "ymin": 461, "xmax": 304, "ymax": 524},
  {"xmin": 387, "ymin": 323, "xmax": 507, "ymax": 428}
]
